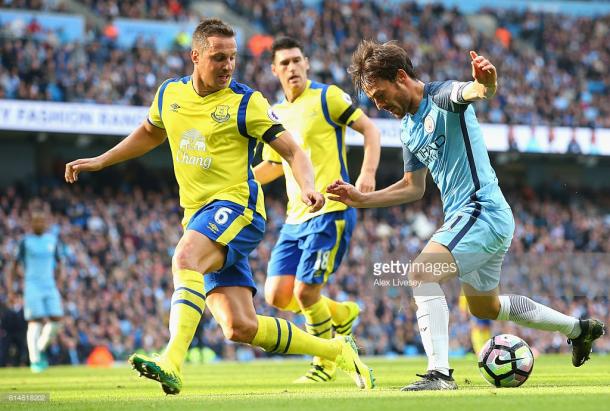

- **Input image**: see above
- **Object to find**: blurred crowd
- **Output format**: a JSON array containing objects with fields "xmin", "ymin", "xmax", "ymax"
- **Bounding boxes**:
[
  {"xmin": 1, "ymin": 179, "xmax": 609, "ymax": 366},
  {"xmin": 229, "ymin": 1, "xmax": 609, "ymax": 128},
  {"xmin": 1, "ymin": 1, "xmax": 609, "ymax": 127},
  {"xmin": 76, "ymin": 0, "xmax": 190, "ymax": 21},
  {"xmin": 1, "ymin": 0, "xmax": 188, "ymax": 19},
  {"xmin": 0, "ymin": 30, "xmax": 190, "ymax": 105}
]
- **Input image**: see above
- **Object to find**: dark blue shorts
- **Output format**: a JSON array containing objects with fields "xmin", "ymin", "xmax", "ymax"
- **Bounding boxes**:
[
  {"xmin": 267, "ymin": 208, "xmax": 356, "ymax": 285},
  {"xmin": 187, "ymin": 200, "xmax": 265, "ymax": 295}
]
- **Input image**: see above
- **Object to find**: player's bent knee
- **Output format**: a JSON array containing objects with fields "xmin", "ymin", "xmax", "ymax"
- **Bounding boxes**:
[
  {"xmin": 264, "ymin": 290, "xmax": 291, "ymax": 310},
  {"xmin": 172, "ymin": 250, "xmax": 196, "ymax": 272},
  {"xmin": 293, "ymin": 283, "xmax": 321, "ymax": 307},
  {"xmin": 469, "ymin": 304, "xmax": 499, "ymax": 320},
  {"xmin": 221, "ymin": 318, "xmax": 258, "ymax": 343}
]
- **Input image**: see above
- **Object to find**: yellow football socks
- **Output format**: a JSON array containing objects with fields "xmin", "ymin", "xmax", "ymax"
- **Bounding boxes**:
[
  {"xmin": 322, "ymin": 296, "xmax": 350, "ymax": 325},
  {"xmin": 251, "ymin": 315, "xmax": 341, "ymax": 360},
  {"xmin": 472, "ymin": 325, "xmax": 492, "ymax": 354},
  {"xmin": 282, "ymin": 296, "xmax": 302, "ymax": 314},
  {"xmin": 163, "ymin": 269, "xmax": 205, "ymax": 370},
  {"xmin": 302, "ymin": 299, "xmax": 333, "ymax": 339}
]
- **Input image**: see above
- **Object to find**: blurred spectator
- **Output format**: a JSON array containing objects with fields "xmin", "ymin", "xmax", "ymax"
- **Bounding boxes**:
[{"xmin": 0, "ymin": 294, "xmax": 28, "ymax": 366}]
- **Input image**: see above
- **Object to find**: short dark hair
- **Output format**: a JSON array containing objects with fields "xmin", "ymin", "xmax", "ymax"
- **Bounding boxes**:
[
  {"xmin": 349, "ymin": 40, "xmax": 418, "ymax": 92},
  {"xmin": 192, "ymin": 18, "xmax": 235, "ymax": 49},
  {"xmin": 271, "ymin": 36, "xmax": 304, "ymax": 61}
]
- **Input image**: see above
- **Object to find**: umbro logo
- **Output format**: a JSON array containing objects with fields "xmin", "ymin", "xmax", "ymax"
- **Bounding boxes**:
[{"xmin": 170, "ymin": 103, "xmax": 180, "ymax": 112}]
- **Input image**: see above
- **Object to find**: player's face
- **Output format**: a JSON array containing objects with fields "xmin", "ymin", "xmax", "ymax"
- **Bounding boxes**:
[
  {"xmin": 192, "ymin": 36, "xmax": 237, "ymax": 92},
  {"xmin": 31, "ymin": 213, "xmax": 48, "ymax": 235},
  {"xmin": 271, "ymin": 48, "xmax": 309, "ymax": 92},
  {"xmin": 364, "ymin": 70, "xmax": 415, "ymax": 118}
]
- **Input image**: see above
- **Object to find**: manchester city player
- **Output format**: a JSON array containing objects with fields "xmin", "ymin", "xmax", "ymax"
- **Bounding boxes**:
[
  {"xmin": 254, "ymin": 37, "xmax": 380, "ymax": 383},
  {"xmin": 327, "ymin": 40, "xmax": 605, "ymax": 391},
  {"xmin": 11, "ymin": 210, "xmax": 63, "ymax": 373},
  {"xmin": 65, "ymin": 19, "xmax": 374, "ymax": 394}
]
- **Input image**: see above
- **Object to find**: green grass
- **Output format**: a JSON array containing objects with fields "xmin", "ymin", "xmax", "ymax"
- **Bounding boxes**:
[{"xmin": 0, "ymin": 355, "xmax": 609, "ymax": 411}]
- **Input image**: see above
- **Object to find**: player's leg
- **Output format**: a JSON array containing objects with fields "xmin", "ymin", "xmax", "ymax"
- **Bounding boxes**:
[
  {"xmin": 130, "ymin": 229, "xmax": 223, "ymax": 394},
  {"xmin": 37, "ymin": 317, "xmax": 62, "ymax": 369},
  {"xmin": 24, "ymin": 288, "xmax": 46, "ymax": 373},
  {"xmin": 401, "ymin": 240, "xmax": 458, "ymax": 391},
  {"xmin": 471, "ymin": 319, "xmax": 492, "ymax": 355},
  {"xmin": 38, "ymin": 317, "xmax": 62, "ymax": 354},
  {"xmin": 291, "ymin": 209, "xmax": 359, "ymax": 383},
  {"xmin": 265, "ymin": 275, "xmax": 355, "ymax": 326},
  {"xmin": 322, "ymin": 209, "xmax": 360, "ymax": 336},
  {"xmin": 460, "ymin": 206, "xmax": 605, "ymax": 367},
  {"xmin": 37, "ymin": 288, "xmax": 64, "ymax": 367},
  {"xmin": 292, "ymin": 280, "xmax": 336, "ymax": 383},
  {"xmin": 205, "ymin": 285, "xmax": 374, "ymax": 389},
  {"xmin": 264, "ymin": 231, "xmax": 301, "ymax": 314},
  {"xmin": 462, "ymin": 281, "xmax": 605, "ymax": 367},
  {"xmin": 26, "ymin": 320, "xmax": 43, "ymax": 373},
  {"xmin": 163, "ymin": 229, "xmax": 222, "ymax": 369},
  {"xmin": 458, "ymin": 292, "xmax": 491, "ymax": 354}
]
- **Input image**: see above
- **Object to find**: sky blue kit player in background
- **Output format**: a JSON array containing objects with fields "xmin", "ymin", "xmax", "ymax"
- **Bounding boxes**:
[
  {"xmin": 328, "ymin": 40, "xmax": 605, "ymax": 391},
  {"xmin": 10, "ymin": 211, "xmax": 64, "ymax": 373}
]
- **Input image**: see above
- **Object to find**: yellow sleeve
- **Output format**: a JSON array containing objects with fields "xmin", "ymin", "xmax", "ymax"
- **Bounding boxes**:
[
  {"xmin": 148, "ymin": 79, "xmax": 170, "ymax": 129},
  {"xmin": 262, "ymin": 143, "xmax": 283, "ymax": 163},
  {"xmin": 326, "ymin": 85, "xmax": 363, "ymax": 126},
  {"xmin": 245, "ymin": 91, "xmax": 285, "ymax": 143}
]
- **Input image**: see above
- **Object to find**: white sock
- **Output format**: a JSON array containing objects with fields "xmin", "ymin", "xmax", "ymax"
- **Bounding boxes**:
[
  {"xmin": 497, "ymin": 295, "xmax": 581, "ymax": 338},
  {"xmin": 27, "ymin": 322, "xmax": 43, "ymax": 364},
  {"xmin": 37, "ymin": 322, "xmax": 60, "ymax": 352},
  {"xmin": 414, "ymin": 283, "xmax": 450, "ymax": 375}
]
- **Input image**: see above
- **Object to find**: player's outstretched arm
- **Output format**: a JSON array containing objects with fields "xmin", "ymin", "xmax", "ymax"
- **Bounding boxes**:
[
  {"xmin": 349, "ymin": 114, "xmax": 380, "ymax": 193},
  {"xmin": 461, "ymin": 51, "xmax": 497, "ymax": 102},
  {"xmin": 65, "ymin": 120, "xmax": 166, "ymax": 183},
  {"xmin": 268, "ymin": 131, "xmax": 325, "ymax": 212},
  {"xmin": 253, "ymin": 160, "xmax": 284, "ymax": 185},
  {"xmin": 327, "ymin": 167, "xmax": 427, "ymax": 208}
]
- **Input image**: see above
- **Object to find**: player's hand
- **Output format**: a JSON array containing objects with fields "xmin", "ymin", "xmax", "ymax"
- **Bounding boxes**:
[
  {"xmin": 301, "ymin": 190, "xmax": 325, "ymax": 213},
  {"xmin": 470, "ymin": 51, "xmax": 496, "ymax": 88},
  {"xmin": 355, "ymin": 172, "xmax": 376, "ymax": 193},
  {"xmin": 65, "ymin": 157, "xmax": 105, "ymax": 183},
  {"xmin": 326, "ymin": 179, "xmax": 367, "ymax": 207}
]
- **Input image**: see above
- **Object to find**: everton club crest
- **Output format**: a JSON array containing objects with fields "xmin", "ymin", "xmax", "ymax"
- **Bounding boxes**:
[{"xmin": 211, "ymin": 105, "xmax": 230, "ymax": 123}]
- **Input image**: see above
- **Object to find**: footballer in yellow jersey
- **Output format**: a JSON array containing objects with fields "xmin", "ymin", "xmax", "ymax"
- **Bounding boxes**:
[
  {"xmin": 65, "ymin": 19, "xmax": 374, "ymax": 394},
  {"xmin": 254, "ymin": 37, "xmax": 380, "ymax": 383}
]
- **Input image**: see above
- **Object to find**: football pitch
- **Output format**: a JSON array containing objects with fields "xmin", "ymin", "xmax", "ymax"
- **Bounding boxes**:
[{"xmin": 0, "ymin": 355, "xmax": 609, "ymax": 411}]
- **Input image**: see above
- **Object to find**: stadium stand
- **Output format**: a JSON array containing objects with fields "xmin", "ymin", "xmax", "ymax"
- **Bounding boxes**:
[{"xmin": 1, "ymin": 1, "xmax": 608, "ymax": 126}]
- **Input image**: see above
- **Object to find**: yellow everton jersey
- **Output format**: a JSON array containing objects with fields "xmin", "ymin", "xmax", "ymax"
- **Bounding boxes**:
[
  {"xmin": 263, "ymin": 80, "xmax": 362, "ymax": 224},
  {"xmin": 148, "ymin": 76, "xmax": 285, "ymax": 225}
]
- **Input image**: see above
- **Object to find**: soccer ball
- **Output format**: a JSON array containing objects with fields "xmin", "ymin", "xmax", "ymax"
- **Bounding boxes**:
[{"xmin": 477, "ymin": 334, "xmax": 534, "ymax": 387}]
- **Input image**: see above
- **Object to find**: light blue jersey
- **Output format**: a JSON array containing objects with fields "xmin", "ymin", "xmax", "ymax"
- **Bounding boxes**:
[
  {"xmin": 401, "ymin": 81, "xmax": 514, "ymax": 291},
  {"xmin": 18, "ymin": 232, "xmax": 61, "ymax": 289},
  {"xmin": 401, "ymin": 81, "xmax": 510, "ymax": 218},
  {"xmin": 17, "ymin": 232, "xmax": 64, "ymax": 320}
]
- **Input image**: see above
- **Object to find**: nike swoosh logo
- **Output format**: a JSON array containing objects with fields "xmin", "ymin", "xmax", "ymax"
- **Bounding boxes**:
[{"xmin": 494, "ymin": 357, "xmax": 524, "ymax": 366}]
